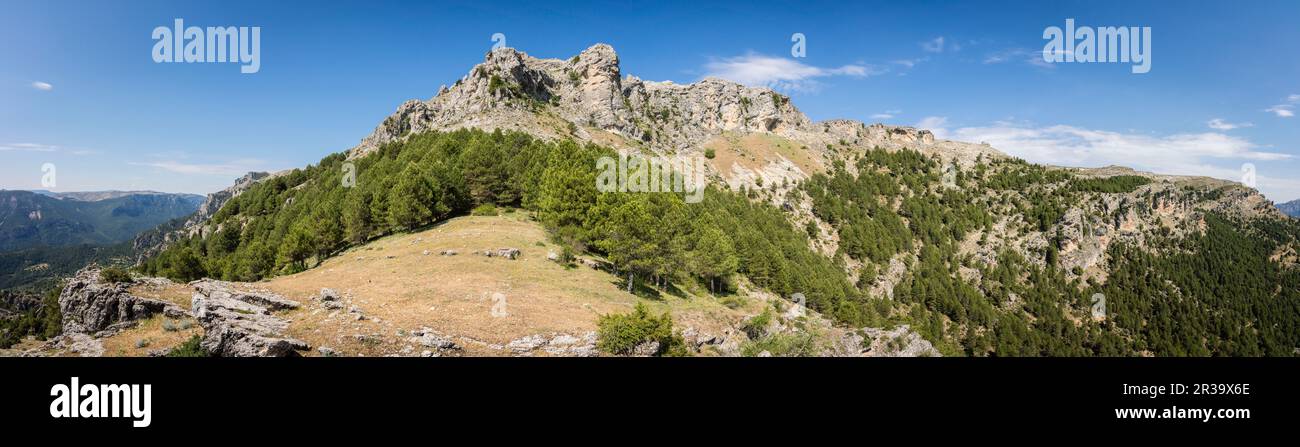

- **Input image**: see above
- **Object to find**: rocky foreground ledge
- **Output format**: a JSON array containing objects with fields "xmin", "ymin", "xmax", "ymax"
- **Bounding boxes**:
[
  {"xmin": 33, "ymin": 267, "xmax": 310, "ymax": 357},
  {"xmin": 58, "ymin": 266, "xmax": 186, "ymax": 336},
  {"xmin": 32, "ymin": 266, "xmax": 938, "ymax": 358},
  {"xmin": 189, "ymin": 279, "xmax": 309, "ymax": 357}
]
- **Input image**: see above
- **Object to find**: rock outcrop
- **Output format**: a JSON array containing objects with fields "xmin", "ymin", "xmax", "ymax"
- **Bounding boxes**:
[
  {"xmin": 189, "ymin": 279, "xmax": 308, "ymax": 357},
  {"xmin": 58, "ymin": 266, "xmax": 185, "ymax": 335},
  {"xmin": 347, "ymin": 44, "xmax": 983, "ymax": 169}
]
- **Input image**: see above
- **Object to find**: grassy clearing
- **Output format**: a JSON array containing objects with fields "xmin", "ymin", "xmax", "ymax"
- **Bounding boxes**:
[{"xmin": 259, "ymin": 213, "xmax": 754, "ymax": 356}]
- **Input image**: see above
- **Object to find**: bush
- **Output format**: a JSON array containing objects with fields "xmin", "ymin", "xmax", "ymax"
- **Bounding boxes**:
[
  {"xmin": 741, "ymin": 308, "xmax": 773, "ymax": 339},
  {"xmin": 740, "ymin": 332, "xmax": 820, "ymax": 357},
  {"xmin": 471, "ymin": 203, "xmax": 498, "ymax": 216},
  {"xmin": 166, "ymin": 335, "xmax": 208, "ymax": 357},
  {"xmin": 704, "ymin": 148, "xmax": 716, "ymax": 159},
  {"xmin": 0, "ymin": 287, "xmax": 63, "ymax": 348},
  {"xmin": 596, "ymin": 303, "xmax": 689, "ymax": 356},
  {"xmin": 99, "ymin": 266, "xmax": 133, "ymax": 284}
]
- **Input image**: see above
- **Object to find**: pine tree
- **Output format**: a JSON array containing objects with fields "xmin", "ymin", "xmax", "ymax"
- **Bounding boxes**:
[
  {"xmin": 691, "ymin": 226, "xmax": 738, "ymax": 293},
  {"xmin": 386, "ymin": 166, "xmax": 436, "ymax": 230}
]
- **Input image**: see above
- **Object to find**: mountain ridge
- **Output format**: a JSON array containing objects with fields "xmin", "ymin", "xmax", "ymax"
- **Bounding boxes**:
[
  {"xmin": 350, "ymin": 44, "xmax": 1269, "ymax": 201},
  {"xmin": 36, "ymin": 43, "xmax": 1300, "ymax": 357}
]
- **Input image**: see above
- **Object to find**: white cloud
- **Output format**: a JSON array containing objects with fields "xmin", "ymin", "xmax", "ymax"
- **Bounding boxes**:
[
  {"xmin": 891, "ymin": 58, "xmax": 927, "ymax": 69},
  {"xmin": 1265, "ymin": 105, "xmax": 1295, "ymax": 117},
  {"xmin": 947, "ymin": 122, "xmax": 1299, "ymax": 200},
  {"xmin": 130, "ymin": 158, "xmax": 266, "ymax": 176},
  {"xmin": 921, "ymin": 37, "xmax": 945, "ymax": 53},
  {"xmin": 1264, "ymin": 94, "xmax": 1299, "ymax": 117},
  {"xmin": 984, "ymin": 48, "xmax": 1055, "ymax": 69},
  {"xmin": 871, "ymin": 110, "xmax": 901, "ymax": 120},
  {"xmin": 30, "ymin": 81, "xmax": 53, "ymax": 91},
  {"xmin": 0, "ymin": 143, "xmax": 58, "ymax": 152},
  {"xmin": 1207, "ymin": 118, "xmax": 1252, "ymax": 131},
  {"xmin": 914, "ymin": 116, "xmax": 950, "ymax": 138},
  {"xmin": 702, "ymin": 53, "xmax": 880, "ymax": 91}
]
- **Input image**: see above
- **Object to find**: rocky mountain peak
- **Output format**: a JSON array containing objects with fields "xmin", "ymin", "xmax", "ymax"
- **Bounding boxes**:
[{"xmin": 346, "ymin": 43, "xmax": 945, "ymax": 165}]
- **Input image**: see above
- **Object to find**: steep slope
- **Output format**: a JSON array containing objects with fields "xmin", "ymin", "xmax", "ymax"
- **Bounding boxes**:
[{"xmin": 131, "ymin": 171, "xmax": 273, "ymax": 263}]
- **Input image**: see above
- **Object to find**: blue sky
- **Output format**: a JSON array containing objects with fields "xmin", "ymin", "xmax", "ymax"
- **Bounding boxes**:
[{"xmin": 3, "ymin": 0, "xmax": 1299, "ymax": 201}]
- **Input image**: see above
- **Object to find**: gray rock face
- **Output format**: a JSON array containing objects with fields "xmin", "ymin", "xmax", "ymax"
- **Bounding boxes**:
[
  {"xmin": 855, "ymin": 325, "xmax": 940, "ymax": 357},
  {"xmin": 346, "ymin": 44, "xmax": 950, "ymax": 164},
  {"xmin": 58, "ymin": 267, "xmax": 183, "ymax": 335},
  {"xmin": 190, "ymin": 279, "xmax": 309, "ymax": 357}
]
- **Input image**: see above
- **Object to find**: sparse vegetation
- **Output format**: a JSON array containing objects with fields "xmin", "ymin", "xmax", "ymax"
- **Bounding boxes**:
[
  {"xmin": 0, "ymin": 286, "xmax": 62, "ymax": 348},
  {"xmin": 99, "ymin": 266, "xmax": 133, "ymax": 284},
  {"xmin": 596, "ymin": 303, "xmax": 689, "ymax": 356},
  {"xmin": 165, "ymin": 335, "xmax": 208, "ymax": 357}
]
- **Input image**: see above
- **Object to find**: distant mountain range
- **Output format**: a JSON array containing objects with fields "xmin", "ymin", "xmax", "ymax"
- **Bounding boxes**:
[
  {"xmin": 29, "ymin": 189, "xmax": 202, "ymax": 203},
  {"xmin": 0, "ymin": 190, "xmax": 202, "ymax": 292},
  {"xmin": 0, "ymin": 190, "xmax": 202, "ymax": 252},
  {"xmin": 1278, "ymin": 199, "xmax": 1300, "ymax": 218}
]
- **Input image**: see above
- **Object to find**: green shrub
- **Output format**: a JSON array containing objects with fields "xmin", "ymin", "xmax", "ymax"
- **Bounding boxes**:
[
  {"xmin": 704, "ymin": 148, "xmax": 716, "ymax": 159},
  {"xmin": 471, "ymin": 203, "xmax": 498, "ymax": 216},
  {"xmin": 596, "ymin": 303, "xmax": 689, "ymax": 356},
  {"xmin": 741, "ymin": 308, "xmax": 773, "ymax": 339},
  {"xmin": 99, "ymin": 266, "xmax": 133, "ymax": 284},
  {"xmin": 740, "ymin": 332, "xmax": 820, "ymax": 357},
  {"xmin": 166, "ymin": 335, "xmax": 208, "ymax": 357}
]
